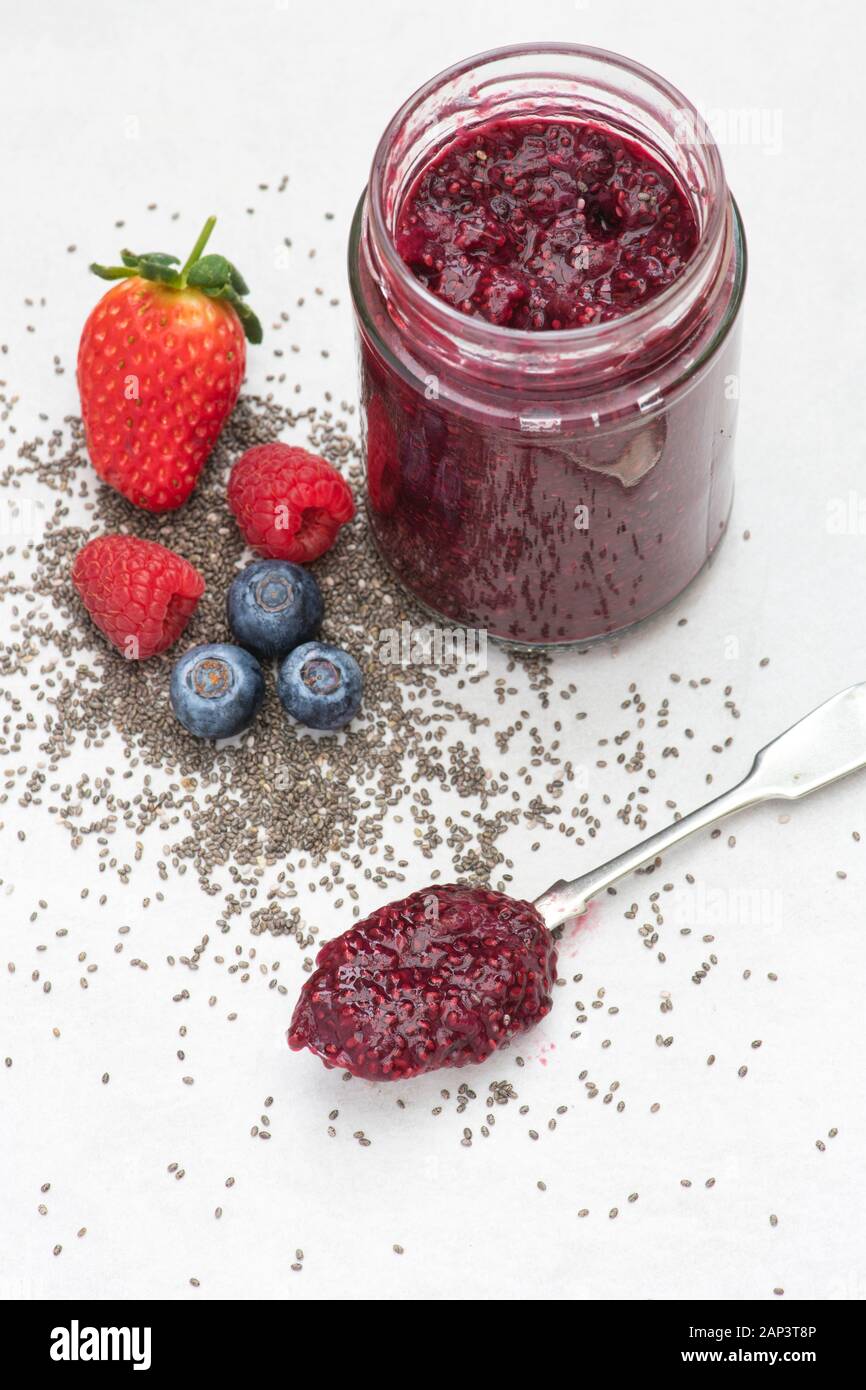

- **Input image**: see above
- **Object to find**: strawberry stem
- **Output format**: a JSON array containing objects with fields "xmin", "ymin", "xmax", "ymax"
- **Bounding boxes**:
[
  {"xmin": 180, "ymin": 216, "xmax": 217, "ymax": 285},
  {"xmin": 88, "ymin": 215, "xmax": 262, "ymax": 343}
]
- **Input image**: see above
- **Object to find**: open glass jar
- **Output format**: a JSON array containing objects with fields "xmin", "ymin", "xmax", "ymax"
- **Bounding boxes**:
[{"xmin": 349, "ymin": 43, "xmax": 746, "ymax": 647}]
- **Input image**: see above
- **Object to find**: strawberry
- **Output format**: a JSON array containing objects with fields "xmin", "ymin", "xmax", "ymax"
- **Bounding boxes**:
[
  {"xmin": 227, "ymin": 443, "xmax": 355, "ymax": 563},
  {"xmin": 77, "ymin": 217, "xmax": 261, "ymax": 513},
  {"xmin": 71, "ymin": 534, "xmax": 205, "ymax": 659}
]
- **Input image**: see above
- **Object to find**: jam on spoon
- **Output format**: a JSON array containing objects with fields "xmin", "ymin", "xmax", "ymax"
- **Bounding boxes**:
[
  {"xmin": 288, "ymin": 885, "xmax": 557, "ymax": 1081},
  {"xmin": 290, "ymin": 684, "xmax": 866, "ymax": 1082}
]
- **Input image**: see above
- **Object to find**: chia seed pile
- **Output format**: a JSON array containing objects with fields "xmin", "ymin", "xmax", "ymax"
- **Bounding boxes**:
[
  {"xmin": 3, "ymin": 376, "xmax": 577, "ymax": 905},
  {"xmin": 0, "ymin": 199, "xmax": 848, "ymax": 1302}
]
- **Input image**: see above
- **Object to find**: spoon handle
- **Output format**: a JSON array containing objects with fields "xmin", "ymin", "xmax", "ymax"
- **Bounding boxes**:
[{"xmin": 534, "ymin": 681, "xmax": 866, "ymax": 929}]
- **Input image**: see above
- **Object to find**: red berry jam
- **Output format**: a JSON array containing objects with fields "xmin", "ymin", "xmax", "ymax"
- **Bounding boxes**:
[
  {"xmin": 288, "ymin": 885, "xmax": 557, "ymax": 1080},
  {"xmin": 396, "ymin": 118, "xmax": 699, "ymax": 330},
  {"xmin": 351, "ymin": 46, "xmax": 746, "ymax": 646}
]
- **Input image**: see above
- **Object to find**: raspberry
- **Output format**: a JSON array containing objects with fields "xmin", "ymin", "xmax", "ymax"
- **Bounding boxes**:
[
  {"xmin": 288, "ymin": 885, "xmax": 557, "ymax": 1080},
  {"xmin": 71, "ymin": 534, "xmax": 205, "ymax": 660},
  {"xmin": 227, "ymin": 443, "xmax": 355, "ymax": 563}
]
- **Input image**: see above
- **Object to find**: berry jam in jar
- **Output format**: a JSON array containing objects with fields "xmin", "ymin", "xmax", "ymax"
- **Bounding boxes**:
[
  {"xmin": 350, "ymin": 45, "xmax": 746, "ymax": 647},
  {"xmin": 394, "ymin": 116, "xmax": 700, "ymax": 331}
]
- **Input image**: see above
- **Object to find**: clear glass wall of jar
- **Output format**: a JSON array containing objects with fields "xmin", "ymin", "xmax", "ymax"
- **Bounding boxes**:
[{"xmin": 349, "ymin": 43, "xmax": 747, "ymax": 647}]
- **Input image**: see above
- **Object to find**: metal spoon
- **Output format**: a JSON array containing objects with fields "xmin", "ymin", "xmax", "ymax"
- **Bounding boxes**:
[{"xmin": 534, "ymin": 681, "xmax": 866, "ymax": 929}]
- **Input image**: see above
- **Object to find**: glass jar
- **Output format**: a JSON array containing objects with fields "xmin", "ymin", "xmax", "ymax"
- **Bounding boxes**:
[{"xmin": 349, "ymin": 43, "xmax": 746, "ymax": 647}]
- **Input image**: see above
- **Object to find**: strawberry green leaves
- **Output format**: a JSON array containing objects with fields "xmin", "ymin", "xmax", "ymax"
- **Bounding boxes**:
[
  {"xmin": 186, "ymin": 254, "xmax": 233, "ymax": 289},
  {"xmin": 89, "ymin": 216, "xmax": 262, "ymax": 343},
  {"xmin": 134, "ymin": 254, "xmax": 184, "ymax": 285},
  {"xmin": 206, "ymin": 284, "xmax": 262, "ymax": 344},
  {"xmin": 185, "ymin": 254, "xmax": 263, "ymax": 343}
]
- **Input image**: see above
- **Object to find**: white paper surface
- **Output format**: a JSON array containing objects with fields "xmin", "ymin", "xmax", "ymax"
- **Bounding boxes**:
[{"xmin": 1, "ymin": 0, "xmax": 865, "ymax": 1302}]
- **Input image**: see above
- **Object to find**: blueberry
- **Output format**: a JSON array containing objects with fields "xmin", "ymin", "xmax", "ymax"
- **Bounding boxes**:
[
  {"xmin": 170, "ymin": 643, "xmax": 265, "ymax": 739},
  {"xmin": 227, "ymin": 560, "xmax": 323, "ymax": 660},
  {"xmin": 277, "ymin": 641, "xmax": 363, "ymax": 731}
]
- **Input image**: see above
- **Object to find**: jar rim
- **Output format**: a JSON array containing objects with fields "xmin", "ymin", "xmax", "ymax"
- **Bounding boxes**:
[
  {"xmin": 367, "ymin": 41, "xmax": 730, "ymax": 365},
  {"xmin": 351, "ymin": 191, "xmax": 746, "ymax": 411}
]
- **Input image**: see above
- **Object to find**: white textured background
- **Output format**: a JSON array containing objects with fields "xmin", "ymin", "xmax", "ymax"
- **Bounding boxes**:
[{"xmin": 1, "ymin": 0, "xmax": 865, "ymax": 1301}]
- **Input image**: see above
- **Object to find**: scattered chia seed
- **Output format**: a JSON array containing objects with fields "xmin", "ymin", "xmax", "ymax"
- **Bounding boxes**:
[{"xmin": 0, "ymin": 193, "xmax": 838, "ymax": 1301}]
